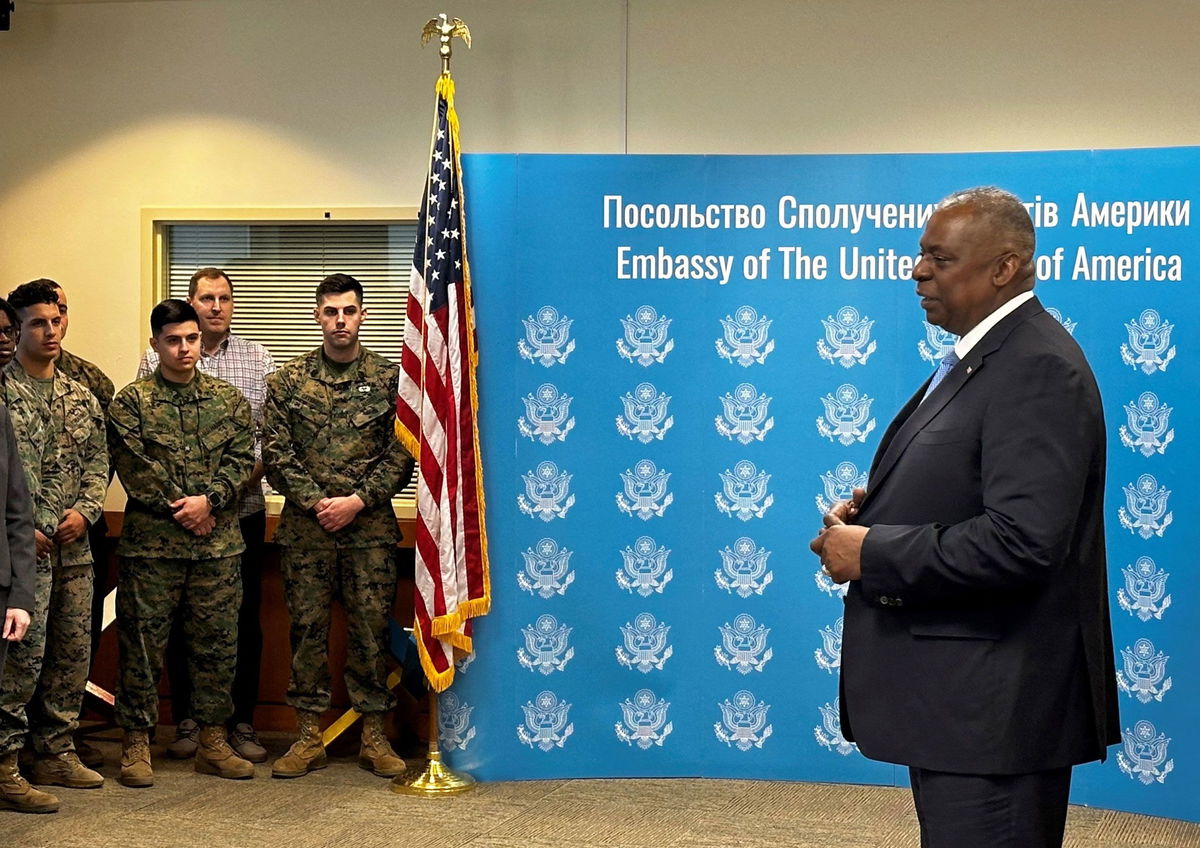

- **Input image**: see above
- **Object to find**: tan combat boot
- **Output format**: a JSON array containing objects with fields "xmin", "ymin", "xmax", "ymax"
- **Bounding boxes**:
[
  {"xmin": 194, "ymin": 725, "xmax": 254, "ymax": 779},
  {"xmin": 30, "ymin": 750, "xmax": 104, "ymax": 789},
  {"xmin": 0, "ymin": 752, "xmax": 59, "ymax": 813},
  {"xmin": 271, "ymin": 710, "xmax": 326, "ymax": 778},
  {"xmin": 119, "ymin": 729, "xmax": 154, "ymax": 788},
  {"xmin": 358, "ymin": 713, "xmax": 406, "ymax": 777}
]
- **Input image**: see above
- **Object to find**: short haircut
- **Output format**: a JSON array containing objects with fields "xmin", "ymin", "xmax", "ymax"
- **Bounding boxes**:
[
  {"xmin": 937, "ymin": 186, "xmax": 1036, "ymax": 262},
  {"xmin": 8, "ymin": 280, "xmax": 61, "ymax": 315},
  {"xmin": 150, "ymin": 299, "xmax": 200, "ymax": 336},
  {"xmin": 315, "ymin": 273, "xmax": 363, "ymax": 304},
  {"xmin": 189, "ymin": 267, "xmax": 234, "ymax": 298},
  {"xmin": 0, "ymin": 298, "xmax": 19, "ymax": 330}
]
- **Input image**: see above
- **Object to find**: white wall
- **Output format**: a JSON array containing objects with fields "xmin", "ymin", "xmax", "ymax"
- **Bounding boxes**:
[{"xmin": 1, "ymin": 0, "xmax": 1198, "ymax": 381}]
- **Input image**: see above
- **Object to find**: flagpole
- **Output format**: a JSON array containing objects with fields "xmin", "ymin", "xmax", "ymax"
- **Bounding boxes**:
[{"xmin": 392, "ymin": 12, "xmax": 477, "ymax": 797}]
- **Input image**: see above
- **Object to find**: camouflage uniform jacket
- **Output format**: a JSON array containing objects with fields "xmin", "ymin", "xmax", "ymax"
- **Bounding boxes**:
[
  {"xmin": 56, "ymin": 348, "xmax": 115, "ymax": 414},
  {"xmin": 6, "ymin": 366, "xmax": 108, "ymax": 567},
  {"xmin": 1, "ymin": 364, "xmax": 67, "ymax": 540},
  {"xmin": 263, "ymin": 347, "xmax": 413, "ymax": 549},
  {"xmin": 109, "ymin": 369, "xmax": 254, "ymax": 559}
]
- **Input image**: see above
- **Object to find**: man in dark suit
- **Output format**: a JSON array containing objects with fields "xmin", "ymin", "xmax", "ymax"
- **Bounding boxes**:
[
  {"xmin": 810, "ymin": 187, "xmax": 1119, "ymax": 848},
  {"xmin": 0, "ymin": 403, "xmax": 36, "ymax": 672}
]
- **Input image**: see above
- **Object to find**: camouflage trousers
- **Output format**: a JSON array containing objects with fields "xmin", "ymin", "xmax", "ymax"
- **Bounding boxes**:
[
  {"xmin": 115, "ymin": 556, "xmax": 241, "ymax": 730},
  {"xmin": 0, "ymin": 558, "xmax": 52, "ymax": 755},
  {"xmin": 27, "ymin": 563, "xmax": 94, "ymax": 753},
  {"xmin": 280, "ymin": 546, "xmax": 397, "ymax": 714}
]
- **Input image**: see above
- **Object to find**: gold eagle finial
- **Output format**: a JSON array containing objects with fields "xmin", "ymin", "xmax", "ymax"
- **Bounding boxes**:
[{"xmin": 421, "ymin": 13, "xmax": 471, "ymax": 74}]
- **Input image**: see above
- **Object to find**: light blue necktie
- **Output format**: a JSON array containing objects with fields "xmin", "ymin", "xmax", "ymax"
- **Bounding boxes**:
[{"xmin": 922, "ymin": 350, "xmax": 960, "ymax": 402}]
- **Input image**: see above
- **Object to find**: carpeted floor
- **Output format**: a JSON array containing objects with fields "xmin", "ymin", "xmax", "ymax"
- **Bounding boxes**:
[{"xmin": 5, "ymin": 729, "xmax": 1197, "ymax": 848}]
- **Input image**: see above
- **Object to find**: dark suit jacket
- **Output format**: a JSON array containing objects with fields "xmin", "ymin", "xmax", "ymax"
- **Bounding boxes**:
[
  {"xmin": 0, "ymin": 403, "xmax": 37, "ymax": 614},
  {"xmin": 839, "ymin": 296, "xmax": 1120, "ymax": 775}
]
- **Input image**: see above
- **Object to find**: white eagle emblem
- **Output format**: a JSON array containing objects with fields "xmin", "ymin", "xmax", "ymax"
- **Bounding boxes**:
[
  {"xmin": 814, "ymin": 563, "xmax": 851, "ymax": 600},
  {"xmin": 816, "ymin": 383, "xmax": 877, "ymax": 446},
  {"xmin": 1117, "ymin": 556, "xmax": 1171, "ymax": 622},
  {"xmin": 714, "ymin": 689, "xmax": 773, "ymax": 751},
  {"xmin": 1118, "ymin": 720, "xmax": 1174, "ymax": 784},
  {"xmin": 817, "ymin": 305, "xmax": 877, "ymax": 367},
  {"xmin": 617, "ymin": 305, "xmax": 674, "ymax": 366},
  {"xmin": 518, "ymin": 461, "xmax": 575, "ymax": 522},
  {"xmin": 616, "ymin": 612, "xmax": 673, "ymax": 672},
  {"xmin": 1121, "ymin": 309, "xmax": 1176, "ymax": 374},
  {"xmin": 518, "ymin": 305, "xmax": 575, "ymax": 367},
  {"xmin": 616, "ymin": 382, "xmax": 674, "ymax": 443},
  {"xmin": 438, "ymin": 691, "xmax": 476, "ymax": 752},
  {"xmin": 455, "ymin": 652, "xmax": 475, "ymax": 674},
  {"xmin": 1119, "ymin": 391, "xmax": 1174, "ymax": 457},
  {"xmin": 814, "ymin": 698, "xmax": 857, "ymax": 756},
  {"xmin": 715, "ymin": 536, "xmax": 774, "ymax": 598},
  {"xmin": 918, "ymin": 320, "xmax": 958, "ymax": 365},
  {"xmin": 1116, "ymin": 638, "xmax": 1172, "ymax": 704},
  {"xmin": 815, "ymin": 461, "xmax": 868, "ymax": 515},
  {"xmin": 518, "ymin": 382, "xmax": 576, "ymax": 444},
  {"xmin": 518, "ymin": 537, "xmax": 576, "ymax": 599},
  {"xmin": 517, "ymin": 614, "xmax": 574, "ymax": 675},
  {"xmin": 617, "ymin": 459, "xmax": 674, "ymax": 520},
  {"xmin": 1045, "ymin": 306, "xmax": 1077, "ymax": 335},
  {"xmin": 615, "ymin": 688, "xmax": 673, "ymax": 749},
  {"xmin": 714, "ymin": 613, "xmax": 773, "ymax": 674},
  {"xmin": 715, "ymin": 460, "xmax": 774, "ymax": 521},
  {"xmin": 616, "ymin": 535, "xmax": 673, "ymax": 596},
  {"xmin": 716, "ymin": 305, "xmax": 774, "ymax": 366},
  {"xmin": 814, "ymin": 617, "xmax": 844, "ymax": 673},
  {"xmin": 715, "ymin": 382, "xmax": 775, "ymax": 444},
  {"xmin": 1118, "ymin": 474, "xmax": 1173, "ymax": 539},
  {"xmin": 517, "ymin": 690, "xmax": 574, "ymax": 752}
]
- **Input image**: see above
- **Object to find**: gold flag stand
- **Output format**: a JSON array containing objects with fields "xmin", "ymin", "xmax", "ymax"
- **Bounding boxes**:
[{"xmin": 392, "ymin": 690, "xmax": 476, "ymax": 795}]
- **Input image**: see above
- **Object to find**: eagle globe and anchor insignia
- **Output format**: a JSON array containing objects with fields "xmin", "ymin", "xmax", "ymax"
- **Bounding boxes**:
[
  {"xmin": 518, "ymin": 305, "xmax": 575, "ymax": 367},
  {"xmin": 617, "ymin": 305, "xmax": 674, "ymax": 366},
  {"xmin": 817, "ymin": 305, "xmax": 877, "ymax": 367},
  {"xmin": 1118, "ymin": 720, "xmax": 1174, "ymax": 784},
  {"xmin": 814, "ymin": 617, "xmax": 844, "ymax": 673},
  {"xmin": 714, "ymin": 689, "xmax": 773, "ymax": 751},
  {"xmin": 715, "ymin": 536, "xmax": 773, "ymax": 598},
  {"xmin": 1117, "ymin": 556, "xmax": 1171, "ymax": 622},
  {"xmin": 616, "ymin": 382, "xmax": 674, "ymax": 443},
  {"xmin": 616, "ymin": 535, "xmax": 673, "ymax": 596},
  {"xmin": 517, "ymin": 614, "xmax": 575, "ymax": 675},
  {"xmin": 715, "ymin": 460, "xmax": 774, "ymax": 521},
  {"xmin": 518, "ymin": 383, "xmax": 576, "ymax": 445},
  {"xmin": 1121, "ymin": 308, "xmax": 1176, "ymax": 374},
  {"xmin": 518, "ymin": 537, "xmax": 575, "ymax": 599},
  {"xmin": 816, "ymin": 383, "xmax": 877, "ymax": 446},
  {"xmin": 716, "ymin": 305, "xmax": 774, "ymax": 366},
  {"xmin": 1116, "ymin": 638, "xmax": 1172, "ymax": 704},
  {"xmin": 438, "ymin": 691, "xmax": 476, "ymax": 752},
  {"xmin": 617, "ymin": 459, "xmax": 674, "ymax": 520},
  {"xmin": 616, "ymin": 612, "xmax": 673, "ymax": 672},
  {"xmin": 918, "ymin": 320, "xmax": 958, "ymax": 364},
  {"xmin": 615, "ymin": 688, "xmax": 673, "ymax": 749},
  {"xmin": 715, "ymin": 382, "xmax": 775, "ymax": 444},
  {"xmin": 714, "ymin": 613, "xmax": 773, "ymax": 674},
  {"xmin": 518, "ymin": 461, "xmax": 575, "ymax": 522},
  {"xmin": 1118, "ymin": 474, "xmax": 1173, "ymax": 539},
  {"xmin": 1119, "ymin": 391, "xmax": 1174, "ymax": 457},
  {"xmin": 814, "ymin": 697, "xmax": 858, "ymax": 757},
  {"xmin": 517, "ymin": 690, "xmax": 574, "ymax": 751}
]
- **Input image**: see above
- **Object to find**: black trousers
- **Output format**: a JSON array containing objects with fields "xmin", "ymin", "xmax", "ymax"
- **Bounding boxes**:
[
  {"xmin": 166, "ymin": 510, "xmax": 266, "ymax": 727},
  {"xmin": 909, "ymin": 765, "xmax": 1073, "ymax": 848}
]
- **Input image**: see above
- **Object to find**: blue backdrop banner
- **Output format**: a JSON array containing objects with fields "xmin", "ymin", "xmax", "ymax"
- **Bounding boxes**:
[{"xmin": 437, "ymin": 149, "xmax": 1196, "ymax": 823}]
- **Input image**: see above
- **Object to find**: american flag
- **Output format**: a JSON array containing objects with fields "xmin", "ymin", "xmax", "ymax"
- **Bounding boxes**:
[{"xmin": 396, "ymin": 73, "xmax": 490, "ymax": 692}]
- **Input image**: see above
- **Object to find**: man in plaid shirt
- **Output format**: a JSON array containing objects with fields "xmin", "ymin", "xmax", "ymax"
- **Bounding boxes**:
[{"xmin": 137, "ymin": 268, "xmax": 275, "ymax": 763}]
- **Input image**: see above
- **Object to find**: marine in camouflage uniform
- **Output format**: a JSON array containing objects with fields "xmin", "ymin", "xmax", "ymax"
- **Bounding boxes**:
[
  {"xmin": 3, "ymin": 365, "xmax": 108, "ymax": 760},
  {"xmin": 55, "ymin": 349, "xmax": 114, "ymax": 414},
  {"xmin": 108, "ymin": 369, "xmax": 254, "ymax": 734},
  {"xmin": 262, "ymin": 274, "xmax": 412, "ymax": 779}
]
